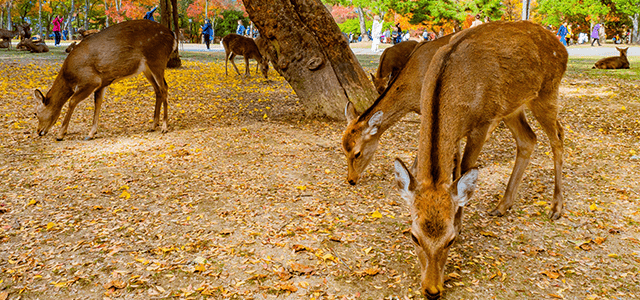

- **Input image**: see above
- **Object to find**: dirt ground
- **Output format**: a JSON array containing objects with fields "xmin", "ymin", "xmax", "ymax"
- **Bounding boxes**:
[{"xmin": 0, "ymin": 48, "xmax": 639, "ymax": 300}]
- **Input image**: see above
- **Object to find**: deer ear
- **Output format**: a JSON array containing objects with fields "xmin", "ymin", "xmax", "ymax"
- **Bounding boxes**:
[
  {"xmin": 34, "ymin": 89, "xmax": 46, "ymax": 105},
  {"xmin": 370, "ymin": 73, "xmax": 375, "ymax": 82},
  {"xmin": 344, "ymin": 101, "xmax": 358, "ymax": 123},
  {"xmin": 452, "ymin": 168, "xmax": 478, "ymax": 207},
  {"xmin": 394, "ymin": 158, "xmax": 416, "ymax": 205},
  {"xmin": 363, "ymin": 111, "xmax": 383, "ymax": 137}
]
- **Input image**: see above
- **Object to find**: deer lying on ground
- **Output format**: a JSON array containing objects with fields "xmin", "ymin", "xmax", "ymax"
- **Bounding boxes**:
[
  {"xmin": 78, "ymin": 28, "xmax": 100, "ymax": 39},
  {"xmin": 17, "ymin": 38, "xmax": 49, "ymax": 53},
  {"xmin": 371, "ymin": 40, "xmax": 418, "ymax": 94},
  {"xmin": 34, "ymin": 20, "xmax": 177, "ymax": 141},
  {"xmin": 593, "ymin": 47, "xmax": 629, "ymax": 69},
  {"xmin": 343, "ymin": 34, "xmax": 453, "ymax": 185},
  {"xmin": 221, "ymin": 33, "xmax": 269, "ymax": 78},
  {"xmin": 391, "ymin": 21, "xmax": 567, "ymax": 298}
]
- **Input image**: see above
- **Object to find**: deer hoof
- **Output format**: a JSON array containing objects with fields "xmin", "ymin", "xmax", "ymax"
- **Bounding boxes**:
[
  {"xmin": 488, "ymin": 208, "xmax": 505, "ymax": 217},
  {"xmin": 548, "ymin": 209, "xmax": 563, "ymax": 220}
]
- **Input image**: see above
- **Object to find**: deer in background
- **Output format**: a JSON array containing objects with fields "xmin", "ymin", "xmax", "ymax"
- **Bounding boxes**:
[
  {"xmin": 343, "ymin": 33, "xmax": 453, "ymax": 185},
  {"xmin": 370, "ymin": 40, "xmax": 418, "ymax": 94},
  {"xmin": 34, "ymin": 20, "xmax": 177, "ymax": 141},
  {"xmin": 593, "ymin": 47, "xmax": 629, "ymax": 69},
  {"xmin": 221, "ymin": 33, "xmax": 269, "ymax": 78},
  {"xmin": 0, "ymin": 24, "xmax": 30, "ymax": 50},
  {"xmin": 17, "ymin": 38, "xmax": 49, "ymax": 53},
  {"xmin": 392, "ymin": 21, "xmax": 567, "ymax": 298}
]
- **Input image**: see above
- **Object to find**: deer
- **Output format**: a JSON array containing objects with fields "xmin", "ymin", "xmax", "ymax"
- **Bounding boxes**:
[
  {"xmin": 0, "ymin": 25, "xmax": 22, "ymax": 50},
  {"xmin": 33, "ymin": 20, "xmax": 177, "ymax": 141},
  {"xmin": 343, "ymin": 34, "xmax": 453, "ymax": 185},
  {"xmin": 17, "ymin": 38, "xmax": 49, "ymax": 53},
  {"xmin": 65, "ymin": 41, "xmax": 77, "ymax": 53},
  {"xmin": 593, "ymin": 47, "xmax": 630, "ymax": 69},
  {"xmin": 221, "ymin": 33, "xmax": 269, "ymax": 78},
  {"xmin": 390, "ymin": 21, "xmax": 567, "ymax": 298},
  {"xmin": 370, "ymin": 40, "xmax": 418, "ymax": 94}
]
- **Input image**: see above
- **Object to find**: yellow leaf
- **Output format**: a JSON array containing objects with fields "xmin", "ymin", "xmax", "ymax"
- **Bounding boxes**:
[
  {"xmin": 608, "ymin": 253, "xmax": 619, "ymax": 258},
  {"xmin": 370, "ymin": 210, "xmax": 383, "ymax": 219},
  {"xmin": 120, "ymin": 190, "xmax": 131, "ymax": 200},
  {"xmin": 534, "ymin": 201, "xmax": 547, "ymax": 206},
  {"xmin": 27, "ymin": 199, "xmax": 37, "ymax": 206},
  {"xmin": 589, "ymin": 203, "xmax": 597, "ymax": 211},
  {"xmin": 296, "ymin": 185, "xmax": 307, "ymax": 191},
  {"xmin": 46, "ymin": 222, "xmax": 56, "ymax": 230},
  {"xmin": 363, "ymin": 246, "xmax": 373, "ymax": 254}
]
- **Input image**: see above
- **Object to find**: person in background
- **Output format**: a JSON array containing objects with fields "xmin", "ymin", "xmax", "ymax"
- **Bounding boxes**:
[
  {"xmin": 394, "ymin": 23, "xmax": 402, "ymax": 44},
  {"xmin": 471, "ymin": 14, "xmax": 483, "ymax": 28},
  {"xmin": 52, "ymin": 15, "xmax": 64, "ymax": 47},
  {"xmin": 201, "ymin": 19, "xmax": 213, "ymax": 50},
  {"xmin": 557, "ymin": 22, "xmax": 568, "ymax": 46},
  {"xmin": 236, "ymin": 20, "xmax": 245, "ymax": 36},
  {"xmin": 371, "ymin": 15, "xmax": 382, "ymax": 53},
  {"xmin": 591, "ymin": 23, "xmax": 602, "ymax": 46},
  {"xmin": 144, "ymin": 6, "xmax": 157, "ymax": 22},
  {"xmin": 566, "ymin": 24, "xmax": 573, "ymax": 45}
]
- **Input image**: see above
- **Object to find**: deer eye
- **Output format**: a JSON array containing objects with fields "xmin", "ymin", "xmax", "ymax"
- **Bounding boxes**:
[
  {"xmin": 445, "ymin": 237, "xmax": 456, "ymax": 248},
  {"xmin": 410, "ymin": 233, "xmax": 420, "ymax": 245},
  {"xmin": 354, "ymin": 152, "xmax": 361, "ymax": 159}
]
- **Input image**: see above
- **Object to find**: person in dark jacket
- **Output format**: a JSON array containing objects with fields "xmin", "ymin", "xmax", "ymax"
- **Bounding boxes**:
[
  {"xmin": 201, "ymin": 19, "xmax": 213, "ymax": 50},
  {"xmin": 144, "ymin": 6, "xmax": 157, "ymax": 22},
  {"xmin": 557, "ymin": 22, "xmax": 568, "ymax": 46}
]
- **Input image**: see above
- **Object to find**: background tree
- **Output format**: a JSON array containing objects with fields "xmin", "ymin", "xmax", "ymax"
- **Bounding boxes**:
[
  {"xmin": 244, "ymin": 0, "xmax": 378, "ymax": 119},
  {"xmin": 613, "ymin": 0, "xmax": 640, "ymax": 43}
]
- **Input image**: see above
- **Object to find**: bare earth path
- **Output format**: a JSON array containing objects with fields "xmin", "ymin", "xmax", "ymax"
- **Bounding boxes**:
[{"xmin": 0, "ymin": 48, "xmax": 639, "ymax": 300}]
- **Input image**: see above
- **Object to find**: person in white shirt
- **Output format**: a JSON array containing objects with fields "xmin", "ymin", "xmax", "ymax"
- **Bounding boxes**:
[
  {"xmin": 471, "ymin": 14, "xmax": 483, "ymax": 28},
  {"xmin": 371, "ymin": 15, "xmax": 382, "ymax": 53}
]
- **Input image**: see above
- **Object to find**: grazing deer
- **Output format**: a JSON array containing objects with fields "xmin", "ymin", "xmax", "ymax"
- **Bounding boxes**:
[
  {"xmin": 392, "ymin": 21, "xmax": 567, "ymax": 298},
  {"xmin": 0, "ymin": 26, "xmax": 21, "ymax": 50},
  {"xmin": 371, "ymin": 40, "xmax": 418, "ymax": 94},
  {"xmin": 593, "ymin": 47, "xmax": 629, "ymax": 69},
  {"xmin": 221, "ymin": 33, "xmax": 269, "ymax": 78},
  {"xmin": 17, "ymin": 38, "xmax": 49, "ymax": 53},
  {"xmin": 343, "ymin": 34, "xmax": 453, "ymax": 185},
  {"xmin": 33, "ymin": 20, "xmax": 177, "ymax": 141}
]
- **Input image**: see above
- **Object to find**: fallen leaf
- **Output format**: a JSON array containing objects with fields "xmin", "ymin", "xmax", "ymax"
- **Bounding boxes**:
[{"xmin": 290, "ymin": 262, "xmax": 314, "ymax": 274}]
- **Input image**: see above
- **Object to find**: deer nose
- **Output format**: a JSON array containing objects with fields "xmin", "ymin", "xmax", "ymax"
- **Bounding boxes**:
[
  {"xmin": 348, "ymin": 179, "xmax": 356, "ymax": 185},
  {"xmin": 424, "ymin": 286, "xmax": 441, "ymax": 299}
]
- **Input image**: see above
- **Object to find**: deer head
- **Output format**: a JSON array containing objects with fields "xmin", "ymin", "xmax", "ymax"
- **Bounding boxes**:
[
  {"xmin": 370, "ymin": 72, "xmax": 391, "ymax": 94},
  {"xmin": 394, "ymin": 159, "xmax": 478, "ymax": 299},
  {"xmin": 342, "ymin": 101, "xmax": 384, "ymax": 185},
  {"xmin": 259, "ymin": 59, "xmax": 269, "ymax": 79},
  {"xmin": 616, "ymin": 47, "xmax": 628, "ymax": 58},
  {"xmin": 33, "ymin": 89, "xmax": 61, "ymax": 137}
]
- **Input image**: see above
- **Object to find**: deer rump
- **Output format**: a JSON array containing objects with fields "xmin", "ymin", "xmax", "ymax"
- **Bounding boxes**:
[{"xmin": 34, "ymin": 20, "xmax": 177, "ymax": 141}]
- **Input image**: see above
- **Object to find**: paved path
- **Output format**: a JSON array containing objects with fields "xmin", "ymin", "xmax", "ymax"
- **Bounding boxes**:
[{"xmin": 54, "ymin": 40, "xmax": 639, "ymax": 57}]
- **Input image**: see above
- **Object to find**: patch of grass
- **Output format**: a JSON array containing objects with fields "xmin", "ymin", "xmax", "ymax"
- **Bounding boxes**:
[{"xmin": 566, "ymin": 56, "xmax": 640, "ymax": 80}]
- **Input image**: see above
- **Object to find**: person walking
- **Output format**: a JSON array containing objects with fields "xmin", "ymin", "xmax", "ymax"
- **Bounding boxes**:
[
  {"xmin": 201, "ymin": 19, "xmax": 213, "ymax": 50},
  {"xmin": 371, "ymin": 15, "xmax": 382, "ymax": 53},
  {"xmin": 236, "ymin": 20, "xmax": 246, "ymax": 36},
  {"xmin": 52, "ymin": 15, "xmax": 64, "ymax": 47},
  {"xmin": 591, "ymin": 23, "xmax": 602, "ymax": 46},
  {"xmin": 557, "ymin": 22, "xmax": 568, "ymax": 46},
  {"xmin": 471, "ymin": 14, "xmax": 483, "ymax": 28},
  {"xmin": 144, "ymin": 6, "xmax": 157, "ymax": 21}
]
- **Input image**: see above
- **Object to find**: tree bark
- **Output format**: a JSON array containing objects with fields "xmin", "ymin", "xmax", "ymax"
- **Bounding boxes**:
[
  {"xmin": 357, "ymin": 7, "xmax": 370, "ymax": 42},
  {"xmin": 632, "ymin": 13, "xmax": 639, "ymax": 44},
  {"xmin": 521, "ymin": 0, "xmax": 530, "ymax": 20},
  {"xmin": 244, "ymin": 0, "xmax": 377, "ymax": 119}
]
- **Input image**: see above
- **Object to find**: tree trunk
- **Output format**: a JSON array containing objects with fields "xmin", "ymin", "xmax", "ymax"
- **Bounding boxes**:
[
  {"xmin": 7, "ymin": 1, "xmax": 12, "ymax": 30},
  {"xmin": 104, "ymin": 0, "xmax": 109, "ymax": 27},
  {"xmin": 521, "ymin": 0, "xmax": 530, "ymax": 20},
  {"xmin": 84, "ymin": 0, "xmax": 89, "ymax": 29},
  {"xmin": 38, "ymin": 0, "xmax": 42, "ymax": 37},
  {"xmin": 357, "ymin": 7, "xmax": 370, "ymax": 42},
  {"xmin": 632, "ymin": 13, "xmax": 639, "ymax": 44},
  {"xmin": 161, "ymin": 0, "xmax": 182, "ymax": 68},
  {"xmin": 244, "ymin": 0, "xmax": 377, "ymax": 119}
]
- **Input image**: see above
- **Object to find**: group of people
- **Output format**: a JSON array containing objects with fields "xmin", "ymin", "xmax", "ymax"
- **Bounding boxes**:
[{"xmin": 555, "ymin": 22, "xmax": 633, "ymax": 47}]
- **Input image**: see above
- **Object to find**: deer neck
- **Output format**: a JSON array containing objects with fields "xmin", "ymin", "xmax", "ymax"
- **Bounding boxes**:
[
  {"xmin": 360, "ymin": 81, "xmax": 421, "ymax": 133},
  {"xmin": 46, "ymin": 74, "xmax": 75, "ymax": 111},
  {"xmin": 416, "ymin": 91, "xmax": 461, "ymax": 187}
]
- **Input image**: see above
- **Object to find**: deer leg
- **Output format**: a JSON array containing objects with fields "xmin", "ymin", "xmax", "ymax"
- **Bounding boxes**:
[
  {"xmin": 489, "ymin": 111, "xmax": 537, "ymax": 217},
  {"xmin": 224, "ymin": 51, "xmax": 230, "ymax": 76},
  {"xmin": 229, "ymin": 53, "xmax": 242, "ymax": 76},
  {"xmin": 460, "ymin": 124, "xmax": 492, "ymax": 174},
  {"xmin": 245, "ymin": 56, "xmax": 251, "ymax": 76},
  {"xmin": 530, "ymin": 98, "xmax": 565, "ymax": 220},
  {"xmin": 143, "ymin": 68, "xmax": 168, "ymax": 133},
  {"xmin": 86, "ymin": 87, "xmax": 106, "ymax": 140},
  {"xmin": 56, "ymin": 85, "xmax": 99, "ymax": 141}
]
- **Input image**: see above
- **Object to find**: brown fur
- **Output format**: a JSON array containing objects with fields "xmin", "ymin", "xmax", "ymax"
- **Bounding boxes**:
[
  {"xmin": 593, "ymin": 47, "xmax": 629, "ymax": 69},
  {"xmin": 371, "ymin": 40, "xmax": 418, "ymax": 94},
  {"xmin": 78, "ymin": 29, "xmax": 100, "ymax": 39},
  {"xmin": 65, "ymin": 41, "xmax": 77, "ymax": 53},
  {"xmin": 18, "ymin": 38, "xmax": 49, "ymax": 53},
  {"xmin": 221, "ymin": 33, "xmax": 269, "ymax": 78},
  {"xmin": 342, "ymin": 33, "xmax": 454, "ymax": 185},
  {"xmin": 33, "ymin": 20, "xmax": 177, "ymax": 141},
  {"xmin": 396, "ymin": 21, "xmax": 567, "ymax": 297}
]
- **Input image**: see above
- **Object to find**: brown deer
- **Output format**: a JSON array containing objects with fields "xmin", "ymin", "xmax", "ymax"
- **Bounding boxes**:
[
  {"xmin": 392, "ymin": 21, "xmax": 567, "ymax": 298},
  {"xmin": 221, "ymin": 33, "xmax": 269, "ymax": 78},
  {"xmin": 371, "ymin": 40, "xmax": 418, "ymax": 94},
  {"xmin": 343, "ymin": 34, "xmax": 453, "ymax": 185},
  {"xmin": 593, "ymin": 47, "xmax": 630, "ymax": 69},
  {"xmin": 65, "ymin": 41, "xmax": 77, "ymax": 53},
  {"xmin": 0, "ymin": 26, "xmax": 21, "ymax": 50},
  {"xmin": 17, "ymin": 38, "xmax": 49, "ymax": 53},
  {"xmin": 33, "ymin": 20, "xmax": 177, "ymax": 141}
]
